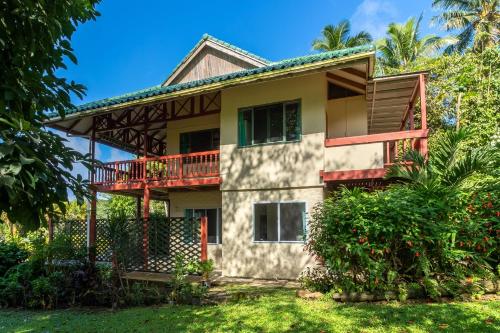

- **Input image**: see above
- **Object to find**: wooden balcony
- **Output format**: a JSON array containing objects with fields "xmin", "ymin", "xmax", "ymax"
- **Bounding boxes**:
[
  {"xmin": 322, "ymin": 129, "xmax": 428, "ymax": 182},
  {"xmin": 92, "ymin": 150, "xmax": 221, "ymax": 191}
]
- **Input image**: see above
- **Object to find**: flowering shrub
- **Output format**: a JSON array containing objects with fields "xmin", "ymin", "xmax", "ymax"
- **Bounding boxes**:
[{"xmin": 304, "ymin": 185, "xmax": 499, "ymax": 296}]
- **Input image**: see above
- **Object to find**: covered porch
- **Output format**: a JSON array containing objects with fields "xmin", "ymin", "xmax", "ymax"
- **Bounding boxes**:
[
  {"xmin": 322, "ymin": 71, "xmax": 429, "ymax": 184},
  {"xmin": 47, "ymin": 90, "xmax": 222, "ymax": 269}
]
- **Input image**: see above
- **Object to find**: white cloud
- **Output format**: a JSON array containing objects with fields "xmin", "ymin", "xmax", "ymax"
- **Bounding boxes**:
[{"xmin": 351, "ymin": 0, "xmax": 399, "ymax": 39}]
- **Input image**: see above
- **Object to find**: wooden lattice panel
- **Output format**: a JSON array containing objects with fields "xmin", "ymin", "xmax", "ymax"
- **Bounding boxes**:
[
  {"xmin": 55, "ymin": 219, "xmax": 87, "ymax": 253},
  {"xmin": 122, "ymin": 217, "xmax": 201, "ymax": 273}
]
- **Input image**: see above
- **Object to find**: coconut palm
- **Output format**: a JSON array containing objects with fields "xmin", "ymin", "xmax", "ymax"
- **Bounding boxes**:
[
  {"xmin": 432, "ymin": 0, "xmax": 500, "ymax": 53},
  {"xmin": 386, "ymin": 129, "xmax": 498, "ymax": 192},
  {"xmin": 377, "ymin": 15, "xmax": 455, "ymax": 69},
  {"xmin": 312, "ymin": 20, "xmax": 373, "ymax": 52}
]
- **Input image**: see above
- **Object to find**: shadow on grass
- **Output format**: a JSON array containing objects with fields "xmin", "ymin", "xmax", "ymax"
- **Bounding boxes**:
[{"xmin": 0, "ymin": 290, "xmax": 498, "ymax": 332}]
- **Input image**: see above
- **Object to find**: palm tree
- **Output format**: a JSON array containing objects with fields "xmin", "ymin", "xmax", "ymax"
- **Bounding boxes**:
[
  {"xmin": 312, "ymin": 20, "xmax": 373, "ymax": 52},
  {"xmin": 432, "ymin": 0, "xmax": 500, "ymax": 53},
  {"xmin": 386, "ymin": 129, "xmax": 498, "ymax": 192},
  {"xmin": 377, "ymin": 15, "xmax": 455, "ymax": 69}
]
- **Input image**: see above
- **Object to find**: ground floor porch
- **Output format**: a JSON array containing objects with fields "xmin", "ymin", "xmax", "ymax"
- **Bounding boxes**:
[{"xmin": 78, "ymin": 186, "xmax": 326, "ymax": 280}]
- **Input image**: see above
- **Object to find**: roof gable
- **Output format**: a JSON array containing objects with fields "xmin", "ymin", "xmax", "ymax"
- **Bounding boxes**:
[{"xmin": 162, "ymin": 34, "xmax": 269, "ymax": 86}]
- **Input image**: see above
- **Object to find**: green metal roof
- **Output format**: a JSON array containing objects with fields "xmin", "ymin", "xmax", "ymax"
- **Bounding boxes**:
[{"xmin": 49, "ymin": 43, "xmax": 375, "ymax": 119}]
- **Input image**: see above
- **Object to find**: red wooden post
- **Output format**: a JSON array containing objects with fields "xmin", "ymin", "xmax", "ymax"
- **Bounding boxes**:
[
  {"xmin": 142, "ymin": 186, "xmax": 150, "ymax": 269},
  {"xmin": 89, "ymin": 190, "xmax": 97, "ymax": 263},
  {"xmin": 419, "ymin": 74, "xmax": 428, "ymax": 159},
  {"xmin": 419, "ymin": 74, "xmax": 427, "ymax": 130},
  {"xmin": 200, "ymin": 216, "xmax": 208, "ymax": 262}
]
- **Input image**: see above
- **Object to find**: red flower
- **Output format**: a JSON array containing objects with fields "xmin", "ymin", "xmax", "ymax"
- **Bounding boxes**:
[{"xmin": 415, "ymin": 252, "xmax": 420, "ymax": 257}]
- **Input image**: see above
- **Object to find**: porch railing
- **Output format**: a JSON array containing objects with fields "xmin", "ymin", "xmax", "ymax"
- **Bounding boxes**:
[
  {"xmin": 92, "ymin": 150, "xmax": 220, "ymax": 186},
  {"xmin": 324, "ymin": 129, "xmax": 429, "ymax": 167}
]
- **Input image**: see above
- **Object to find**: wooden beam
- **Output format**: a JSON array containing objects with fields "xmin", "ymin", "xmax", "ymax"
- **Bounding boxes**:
[
  {"xmin": 325, "ymin": 129, "xmax": 429, "ymax": 147},
  {"xmin": 321, "ymin": 168, "xmax": 387, "ymax": 181},
  {"xmin": 326, "ymin": 72, "xmax": 366, "ymax": 91},
  {"xmin": 338, "ymin": 67, "xmax": 366, "ymax": 79}
]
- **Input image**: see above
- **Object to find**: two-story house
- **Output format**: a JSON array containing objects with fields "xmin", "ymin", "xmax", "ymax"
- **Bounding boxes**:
[{"xmin": 46, "ymin": 34, "xmax": 429, "ymax": 279}]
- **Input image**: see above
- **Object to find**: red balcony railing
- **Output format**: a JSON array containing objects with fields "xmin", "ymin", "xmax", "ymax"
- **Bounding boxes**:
[
  {"xmin": 325, "ymin": 129, "xmax": 429, "ymax": 166},
  {"xmin": 92, "ymin": 150, "xmax": 220, "ymax": 186}
]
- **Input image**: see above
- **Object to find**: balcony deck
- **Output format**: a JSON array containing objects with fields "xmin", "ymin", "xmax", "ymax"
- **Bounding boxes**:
[
  {"xmin": 322, "ymin": 129, "xmax": 428, "ymax": 183},
  {"xmin": 92, "ymin": 150, "xmax": 221, "ymax": 192}
]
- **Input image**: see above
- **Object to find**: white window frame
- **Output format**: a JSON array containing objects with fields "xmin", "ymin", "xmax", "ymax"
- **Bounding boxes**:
[
  {"xmin": 185, "ymin": 208, "xmax": 221, "ymax": 245},
  {"xmin": 252, "ymin": 201, "xmax": 307, "ymax": 243}
]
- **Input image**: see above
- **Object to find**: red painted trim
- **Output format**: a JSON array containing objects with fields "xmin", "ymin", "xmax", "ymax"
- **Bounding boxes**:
[
  {"xmin": 200, "ymin": 216, "xmax": 208, "ymax": 262},
  {"xmin": 322, "ymin": 168, "xmax": 386, "ymax": 181},
  {"xmin": 94, "ymin": 177, "xmax": 222, "ymax": 192},
  {"xmin": 325, "ymin": 129, "xmax": 428, "ymax": 147},
  {"xmin": 419, "ymin": 74, "xmax": 427, "ymax": 130}
]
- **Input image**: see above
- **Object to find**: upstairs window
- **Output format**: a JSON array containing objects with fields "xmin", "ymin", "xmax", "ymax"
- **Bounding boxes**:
[
  {"xmin": 180, "ymin": 128, "xmax": 220, "ymax": 154},
  {"xmin": 238, "ymin": 101, "xmax": 301, "ymax": 147}
]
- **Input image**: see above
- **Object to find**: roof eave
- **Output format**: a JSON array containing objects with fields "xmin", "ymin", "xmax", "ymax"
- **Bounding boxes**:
[{"xmin": 45, "ymin": 50, "xmax": 375, "ymax": 124}]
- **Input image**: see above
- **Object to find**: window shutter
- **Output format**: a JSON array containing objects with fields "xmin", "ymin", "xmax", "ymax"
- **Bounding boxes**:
[
  {"xmin": 238, "ymin": 111, "xmax": 247, "ymax": 146},
  {"xmin": 180, "ymin": 133, "xmax": 190, "ymax": 154}
]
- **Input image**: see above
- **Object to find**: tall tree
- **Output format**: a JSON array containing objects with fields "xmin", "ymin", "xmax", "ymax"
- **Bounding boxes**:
[
  {"xmin": 0, "ymin": 1, "xmax": 100, "ymax": 230},
  {"xmin": 377, "ymin": 15, "xmax": 454, "ymax": 69},
  {"xmin": 312, "ymin": 20, "xmax": 373, "ymax": 52},
  {"xmin": 432, "ymin": 0, "xmax": 500, "ymax": 53}
]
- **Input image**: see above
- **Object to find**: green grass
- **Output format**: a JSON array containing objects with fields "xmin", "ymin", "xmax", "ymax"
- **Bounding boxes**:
[{"xmin": 0, "ymin": 289, "xmax": 498, "ymax": 333}]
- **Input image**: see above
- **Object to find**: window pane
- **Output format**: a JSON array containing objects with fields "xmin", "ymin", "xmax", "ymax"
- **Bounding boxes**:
[
  {"xmin": 238, "ymin": 110, "xmax": 252, "ymax": 146},
  {"xmin": 254, "ymin": 203, "xmax": 278, "ymax": 241},
  {"xmin": 253, "ymin": 107, "xmax": 268, "ymax": 144},
  {"xmin": 285, "ymin": 103, "xmax": 300, "ymax": 141},
  {"xmin": 269, "ymin": 104, "xmax": 283, "ymax": 142},
  {"xmin": 279, "ymin": 203, "xmax": 305, "ymax": 241},
  {"xmin": 206, "ymin": 209, "xmax": 218, "ymax": 244}
]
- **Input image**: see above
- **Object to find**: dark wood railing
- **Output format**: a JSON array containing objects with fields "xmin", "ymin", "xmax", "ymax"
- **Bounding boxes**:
[
  {"xmin": 325, "ymin": 129, "xmax": 428, "ymax": 166},
  {"xmin": 93, "ymin": 150, "xmax": 220, "ymax": 186}
]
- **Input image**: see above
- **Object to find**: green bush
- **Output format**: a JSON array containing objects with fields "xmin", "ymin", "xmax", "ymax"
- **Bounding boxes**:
[
  {"xmin": 304, "ymin": 185, "xmax": 498, "ymax": 296},
  {"xmin": 0, "ymin": 241, "xmax": 29, "ymax": 276}
]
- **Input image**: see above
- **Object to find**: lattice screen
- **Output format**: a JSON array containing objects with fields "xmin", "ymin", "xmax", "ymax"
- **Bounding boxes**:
[
  {"xmin": 55, "ymin": 219, "xmax": 87, "ymax": 252},
  {"xmin": 56, "ymin": 217, "xmax": 201, "ymax": 273},
  {"xmin": 122, "ymin": 217, "xmax": 201, "ymax": 273}
]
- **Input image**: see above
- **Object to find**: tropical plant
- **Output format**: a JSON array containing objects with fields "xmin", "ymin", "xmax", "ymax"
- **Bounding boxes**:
[
  {"xmin": 304, "ymin": 130, "xmax": 498, "ymax": 296},
  {"xmin": 432, "ymin": 0, "xmax": 500, "ymax": 53},
  {"xmin": 0, "ymin": 0, "xmax": 100, "ymax": 230},
  {"xmin": 377, "ymin": 14, "xmax": 455, "ymax": 70},
  {"xmin": 312, "ymin": 19, "xmax": 372, "ymax": 52},
  {"xmin": 386, "ymin": 129, "xmax": 498, "ymax": 192}
]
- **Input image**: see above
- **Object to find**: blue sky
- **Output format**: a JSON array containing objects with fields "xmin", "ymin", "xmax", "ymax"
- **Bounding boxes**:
[{"xmin": 59, "ymin": 0, "xmax": 439, "ymax": 179}]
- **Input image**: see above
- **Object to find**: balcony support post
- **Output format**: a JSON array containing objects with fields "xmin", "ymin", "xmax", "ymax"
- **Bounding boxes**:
[
  {"xmin": 200, "ymin": 216, "xmax": 208, "ymax": 262},
  {"xmin": 90, "ymin": 116, "xmax": 96, "ymax": 183},
  {"xmin": 419, "ymin": 74, "xmax": 428, "ymax": 158},
  {"xmin": 142, "ymin": 186, "xmax": 150, "ymax": 270},
  {"xmin": 89, "ymin": 190, "xmax": 97, "ymax": 264}
]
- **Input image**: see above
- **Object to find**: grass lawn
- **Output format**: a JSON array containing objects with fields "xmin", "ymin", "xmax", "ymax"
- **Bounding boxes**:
[{"xmin": 0, "ymin": 289, "xmax": 498, "ymax": 333}]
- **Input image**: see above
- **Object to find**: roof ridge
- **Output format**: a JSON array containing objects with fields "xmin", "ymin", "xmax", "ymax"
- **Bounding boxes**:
[
  {"xmin": 202, "ymin": 34, "xmax": 271, "ymax": 64},
  {"xmin": 48, "ymin": 44, "xmax": 375, "ymax": 118},
  {"xmin": 162, "ymin": 34, "xmax": 270, "ymax": 86}
]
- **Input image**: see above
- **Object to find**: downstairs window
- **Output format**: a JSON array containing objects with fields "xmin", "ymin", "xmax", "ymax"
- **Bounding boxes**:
[{"xmin": 253, "ymin": 202, "xmax": 306, "ymax": 242}]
